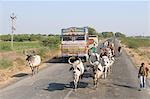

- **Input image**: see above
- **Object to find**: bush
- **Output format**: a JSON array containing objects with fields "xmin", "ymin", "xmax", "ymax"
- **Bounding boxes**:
[
  {"xmin": 41, "ymin": 36, "xmax": 60, "ymax": 49},
  {"xmin": 0, "ymin": 35, "xmax": 11, "ymax": 41},
  {"xmin": 37, "ymin": 47, "xmax": 49, "ymax": 60},
  {"xmin": 128, "ymin": 41, "xmax": 139, "ymax": 49}
]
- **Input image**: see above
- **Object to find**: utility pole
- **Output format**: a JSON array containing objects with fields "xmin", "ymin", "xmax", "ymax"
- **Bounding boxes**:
[{"xmin": 10, "ymin": 13, "xmax": 16, "ymax": 50}]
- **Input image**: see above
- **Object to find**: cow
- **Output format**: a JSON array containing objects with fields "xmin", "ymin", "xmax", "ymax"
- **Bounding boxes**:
[
  {"xmin": 68, "ymin": 57, "xmax": 84, "ymax": 91},
  {"xmin": 89, "ymin": 56, "xmax": 103, "ymax": 88},
  {"xmin": 100, "ymin": 55, "xmax": 111, "ymax": 79},
  {"xmin": 26, "ymin": 54, "xmax": 41, "ymax": 75}
]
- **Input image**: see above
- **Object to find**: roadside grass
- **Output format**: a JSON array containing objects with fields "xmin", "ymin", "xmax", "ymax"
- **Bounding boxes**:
[
  {"xmin": 0, "ymin": 41, "xmax": 60, "ymax": 69},
  {"xmin": 120, "ymin": 37, "xmax": 150, "ymax": 49},
  {"xmin": 0, "ymin": 59, "xmax": 13, "ymax": 69},
  {"xmin": 0, "ymin": 41, "xmax": 41, "ymax": 52},
  {"xmin": 120, "ymin": 37, "xmax": 150, "ymax": 68}
]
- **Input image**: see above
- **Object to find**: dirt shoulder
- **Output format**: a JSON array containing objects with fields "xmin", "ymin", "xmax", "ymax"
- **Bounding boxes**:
[
  {"xmin": 0, "ymin": 49, "xmax": 61, "ymax": 88},
  {"xmin": 122, "ymin": 44, "xmax": 150, "ymax": 78}
]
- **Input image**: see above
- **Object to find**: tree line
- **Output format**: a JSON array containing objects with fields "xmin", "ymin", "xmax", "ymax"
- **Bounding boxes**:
[
  {"xmin": 88, "ymin": 27, "xmax": 126, "ymax": 38},
  {"xmin": 0, "ymin": 34, "xmax": 60, "ymax": 49}
]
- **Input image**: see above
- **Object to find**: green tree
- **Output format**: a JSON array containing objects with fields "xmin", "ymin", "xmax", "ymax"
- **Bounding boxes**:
[
  {"xmin": 115, "ymin": 32, "xmax": 126, "ymax": 38},
  {"xmin": 0, "ymin": 34, "xmax": 11, "ymax": 41},
  {"xmin": 88, "ymin": 27, "xmax": 97, "ymax": 35},
  {"xmin": 102, "ymin": 32, "xmax": 113, "ymax": 38},
  {"xmin": 41, "ymin": 36, "xmax": 60, "ymax": 49}
]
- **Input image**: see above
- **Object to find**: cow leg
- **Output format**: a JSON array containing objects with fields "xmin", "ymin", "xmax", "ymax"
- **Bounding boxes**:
[
  {"xmin": 33, "ymin": 67, "xmax": 36, "ymax": 75},
  {"xmin": 74, "ymin": 75, "xmax": 79, "ymax": 92},
  {"xmin": 93, "ymin": 77, "xmax": 96, "ymax": 87},
  {"xmin": 37, "ymin": 66, "xmax": 39, "ymax": 74},
  {"xmin": 94, "ymin": 78, "xmax": 98, "ymax": 88},
  {"xmin": 30, "ymin": 67, "xmax": 34, "ymax": 76},
  {"xmin": 103, "ymin": 67, "xmax": 107, "ymax": 79},
  {"xmin": 96, "ymin": 78, "xmax": 98, "ymax": 88},
  {"xmin": 74, "ymin": 79, "xmax": 78, "ymax": 92}
]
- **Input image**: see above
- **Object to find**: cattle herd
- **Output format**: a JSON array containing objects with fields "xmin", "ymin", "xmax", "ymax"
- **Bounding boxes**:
[
  {"xmin": 24, "ymin": 40, "xmax": 120, "ymax": 92},
  {"xmin": 68, "ymin": 40, "xmax": 117, "ymax": 91}
]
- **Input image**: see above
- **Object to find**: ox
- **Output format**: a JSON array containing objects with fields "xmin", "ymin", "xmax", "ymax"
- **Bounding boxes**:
[
  {"xmin": 26, "ymin": 54, "xmax": 41, "ymax": 75},
  {"xmin": 89, "ymin": 54, "xmax": 103, "ymax": 88},
  {"xmin": 100, "ymin": 55, "xmax": 111, "ymax": 79},
  {"xmin": 68, "ymin": 57, "xmax": 84, "ymax": 91}
]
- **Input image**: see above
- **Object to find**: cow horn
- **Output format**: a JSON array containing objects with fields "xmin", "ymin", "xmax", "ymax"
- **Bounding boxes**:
[
  {"xmin": 77, "ymin": 57, "xmax": 81, "ymax": 63},
  {"xmin": 76, "ymin": 57, "xmax": 82, "ymax": 65},
  {"xmin": 68, "ymin": 57, "xmax": 75, "ymax": 64}
]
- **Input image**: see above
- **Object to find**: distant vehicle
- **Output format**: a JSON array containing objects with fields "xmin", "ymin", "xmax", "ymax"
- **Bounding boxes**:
[
  {"xmin": 88, "ymin": 35, "xmax": 99, "ymax": 49},
  {"xmin": 61, "ymin": 27, "xmax": 89, "ymax": 61}
]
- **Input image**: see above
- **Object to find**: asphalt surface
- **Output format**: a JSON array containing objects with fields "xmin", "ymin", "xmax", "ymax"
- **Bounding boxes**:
[{"xmin": 0, "ymin": 39, "xmax": 150, "ymax": 99}]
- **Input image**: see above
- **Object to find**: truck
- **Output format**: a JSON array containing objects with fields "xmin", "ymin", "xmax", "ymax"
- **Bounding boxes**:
[{"xmin": 61, "ymin": 27, "xmax": 89, "ymax": 61}]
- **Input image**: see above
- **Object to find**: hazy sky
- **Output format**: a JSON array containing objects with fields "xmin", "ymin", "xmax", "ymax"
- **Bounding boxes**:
[{"xmin": 0, "ymin": 0, "xmax": 149, "ymax": 36}]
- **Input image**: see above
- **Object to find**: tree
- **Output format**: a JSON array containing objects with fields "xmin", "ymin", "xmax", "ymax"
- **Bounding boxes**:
[
  {"xmin": 88, "ymin": 27, "xmax": 97, "ymax": 35},
  {"xmin": 102, "ymin": 32, "xmax": 113, "ymax": 38},
  {"xmin": 41, "ymin": 36, "xmax": 60, "ymax": 49},
  {"xmin": 115, "ymin": 32, "xmax": 126, "ymax": 38}
]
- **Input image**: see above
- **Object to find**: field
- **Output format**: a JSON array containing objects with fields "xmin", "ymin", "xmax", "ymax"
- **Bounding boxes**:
[
  {"xmin": 0, "ymin": 41, "xmax": 41, "ymax": 52},
  {"xmin": 120, "ymin": 37, "xmax": 150, "ymax": 67},
  {"xmin": 0, "ymin": 40, "xmax": 60, "ymax": 83},
  {"xmin": 120, "ymin": 37, "xmax": 150, "ymax": 49},
  {"xmin": 0, "ymin": 39, "xmax": 60, "ymax": 69}
]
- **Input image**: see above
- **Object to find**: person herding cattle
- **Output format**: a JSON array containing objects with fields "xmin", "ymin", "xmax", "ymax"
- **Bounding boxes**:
[
  {"xmin": 118, "ymin": 46, "xmax": 122, "ymax": 55},
  {"xmin": 138, "ymin": 63, "xmax": 146, "ymax": 91},
  {"xmin": 90, "ymin": 44, "xmax": 97, "ymax": 53},
  {"xmin": 145, "ymin": 63, "xmax": 149, "ymax": 79}
]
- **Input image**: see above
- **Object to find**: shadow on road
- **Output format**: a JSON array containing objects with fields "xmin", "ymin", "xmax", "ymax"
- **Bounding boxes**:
[
  {"xmin": 83, "ymin": 71, "xmax": 93, "ymax": 78},
  {"xmin": 44, "ymin": 57, "xmax": 68, "ymax": 63},
  {"xmin": 113, "ymin": 83, "xmax": 139, "ymax": 90},
  {"xmin": 11, "ymin": 73, "xmax": 29, "ymax": 78},
  {"xmin": 44, "ymin": 81, "xmax": 88, "ymax": 91}
]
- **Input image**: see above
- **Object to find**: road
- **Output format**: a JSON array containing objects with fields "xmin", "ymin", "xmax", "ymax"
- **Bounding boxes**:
[{"xmin": 0, "ymin": 39, "xmax": 150, "ymax": 99}]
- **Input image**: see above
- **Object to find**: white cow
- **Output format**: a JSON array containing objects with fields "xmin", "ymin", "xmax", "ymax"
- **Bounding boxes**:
[
  {"xmin": 103, "ymin": 41, "xmax": 109, "ymax": 48},
  {"xmin": 68, "ymin": 57, "xmax": 84, "ymax": 91},
  {"xmin": 100, "ymin": 56, "xmax": 111, "ymax": 79},
  {"xmin": 89, "ymin": 58, "xmax": 103, "ymax": 88},
  {"xmin": 106, "ymin": 48, "xmax": 115, "ymax": 65},
  {"xmin": 26, "ymin": 54, "xmax": 41, "ymax": 75}
]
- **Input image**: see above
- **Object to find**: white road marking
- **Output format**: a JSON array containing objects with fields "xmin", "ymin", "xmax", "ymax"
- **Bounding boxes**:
[{"xmin": 63, "ymin": 89, "xmax": 73, "ymax": 99}]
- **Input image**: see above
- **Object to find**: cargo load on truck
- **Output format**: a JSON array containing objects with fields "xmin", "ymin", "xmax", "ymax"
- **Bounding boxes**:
[{"xmin": 61, "ymin": 27, "xmax": 89, "ymax": 61}]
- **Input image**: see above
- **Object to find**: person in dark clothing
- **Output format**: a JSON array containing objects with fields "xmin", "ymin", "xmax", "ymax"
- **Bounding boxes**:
[
  {"xmin": 146, "ymin": 63, "xmax": 149, "ymax": 79},
  {"xmin": 138, "ymin": 63, "xmax": 146, "ymax": 91},
  {"xmin": 118, "ymin": 46, "xmax": 122, "ymax": 54}
]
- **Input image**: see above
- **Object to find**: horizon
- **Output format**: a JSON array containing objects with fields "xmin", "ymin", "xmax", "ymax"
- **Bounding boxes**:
[{"xmin": 0, "ymin": 0, "xmax": 149, "ymax": 36}]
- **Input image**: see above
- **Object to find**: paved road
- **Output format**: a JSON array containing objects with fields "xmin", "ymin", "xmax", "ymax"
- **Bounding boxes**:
[{"xmin": 0, "ymin": 39, "xmax": 150, "ymax": 99}]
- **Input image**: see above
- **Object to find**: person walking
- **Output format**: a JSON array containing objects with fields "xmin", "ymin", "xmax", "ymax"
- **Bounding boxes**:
[
  {"xmin": 90, "ymin": 44, "xmax": 100, "ymax": 61},
  {"xmin": 138, "ymin": 63, "xmax": 146, "ymax": 91},
  {"xmin": 146, "ymin": 63, "xmax": 149, "ymax": 79},
  {"xmin": 90, "ymin": 44, "xmax": 97, "ymax": 53}
]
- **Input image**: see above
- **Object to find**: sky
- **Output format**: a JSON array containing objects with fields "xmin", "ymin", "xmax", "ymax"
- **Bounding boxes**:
[{"xmin": 0, "ymin": 0, "xmax": 149, "ymax": 36}]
